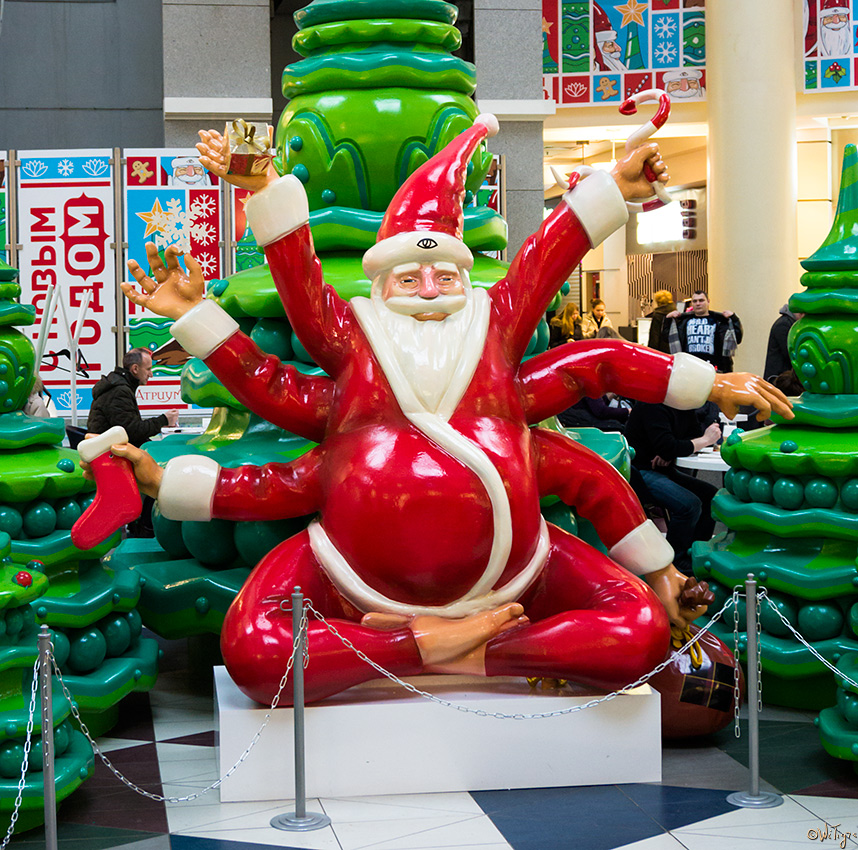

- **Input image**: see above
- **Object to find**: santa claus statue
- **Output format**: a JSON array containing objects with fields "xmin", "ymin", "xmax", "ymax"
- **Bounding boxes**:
[{"xmin": 113, "ymin": 116, "xmax": 791, "ymax": 706}]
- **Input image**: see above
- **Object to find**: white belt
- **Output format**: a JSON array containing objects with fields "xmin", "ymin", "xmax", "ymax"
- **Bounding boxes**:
[{"xmin": 308, "ymin": 517, "xmax": 551, "ymax": 619}]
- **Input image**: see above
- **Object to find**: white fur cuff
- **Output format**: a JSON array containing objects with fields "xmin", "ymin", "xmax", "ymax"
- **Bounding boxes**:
[
  {"xmin": 171, "ymin": 299, "xmax": 240, "ymax": 360},
  {"xmin": 245, "ymin": 175, "xmax": 310, "ymax": 247},
  {"xmin": 157, "ymin": 455, "xmax": 220, "ymax": 522},
  {"xmin": 664, "ymin": 352, "xmax": 716, "ymax": 410},
  {"xmin": 78, "ymin": 426, "xmax": 129, "ymax": 462},
  {"xmin": 563, "ymin": 169, "xmax": 629, "ymax": 247},
  {"xmin": 609, "ymin": 520, "xmax": 674, "ymax": 576}
]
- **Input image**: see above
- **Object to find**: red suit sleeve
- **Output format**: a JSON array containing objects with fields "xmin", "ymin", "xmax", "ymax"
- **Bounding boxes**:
[
  {"xmin": 206, "ymin": 331, "xmax": 334, "ymax": 443},
  {"xmin": 263, "ymin": 224, "xmax": 352, "ymax": 378},
  {"xmin": 490, "ymin": 202, "xmax": 594, "ymax": 366},
  {"xmin": 211, "ymin": 447, "xmax": 324, "ymax": 522},
  {"xmin": 518, "ymin": 339, "xmax": 674, "ymax": 425},
  {"xmin": 532, "ymin": 428, "xmax": 646, "ymax": 550}
]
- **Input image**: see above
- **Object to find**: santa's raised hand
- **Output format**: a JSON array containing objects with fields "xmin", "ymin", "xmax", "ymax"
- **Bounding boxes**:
[
  {"xmin": 196, "ymin": 127, "xmax": 278, "ymax": 193},
  {"xmin": 123, "ymin": 243, "xmax": 205, "ymax": 321},
  {"xmin": 611, "ymin": 142, "xmax": 669, "ymax": 201}
]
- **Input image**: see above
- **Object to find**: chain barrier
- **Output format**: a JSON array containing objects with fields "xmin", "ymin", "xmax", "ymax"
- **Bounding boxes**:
[
  {"xmin": 755, "ymin": 590, "xmax": 763, "ymax": 713},
  {"xmin": 0, "ymin": 657, "xmax": 40, "ymax": 850},
  {"xmin": 732, "ymin": 586, "xmax": 742, "ymax": 738},
  {"xmin": 759, "ymin": 592, "xmax": 858, "ymax": 692},
  {"xmin": 305, "ymin": 595, "xmax": 737, "ymax": 720},
  {"xmin": 29, "ymin": 585, "xmax": 855, "ymax": 816},
  {"xmin": 49, "ymin": 612, "xmax": 308, "ymax": 804}
]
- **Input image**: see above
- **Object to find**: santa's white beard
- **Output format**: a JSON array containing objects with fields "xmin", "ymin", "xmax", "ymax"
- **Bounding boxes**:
[
  {"xmin": 669, "ymin": 85, "xmax": 704, "ymax": 100},
  {"xmin": 820, "ymin": 21, "xmax": 851, "ymax": 56},
  {"xmin": 596, "ymin": 47, "xmax": 627, "ymax": 72},
  {"xmin": 373, "ymin": 294, "xmax": 473, "ymax": 414}
]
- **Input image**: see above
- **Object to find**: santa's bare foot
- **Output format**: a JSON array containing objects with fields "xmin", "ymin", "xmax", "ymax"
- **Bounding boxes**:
[{"xmin": 362, "ymin": 603, "xmax": 528, "ymax": 670}]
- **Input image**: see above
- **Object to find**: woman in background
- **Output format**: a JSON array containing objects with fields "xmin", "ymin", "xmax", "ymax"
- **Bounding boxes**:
[
  {"xmin": 647, "ymin": 289, "xmax": 675, "ymax": 353},
  {"xmin": 548, "ymin": 302, "xmax": 584, "ymax": 347},
  {"xmin": 581, "ymin": 298, "xmax": 613, "ymax": 339}
]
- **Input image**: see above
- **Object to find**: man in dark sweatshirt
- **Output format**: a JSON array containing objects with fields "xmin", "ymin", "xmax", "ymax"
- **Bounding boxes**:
[
  {"xmin": 625, "ymin": 400, "xmax": 721, "ymax": 573},
  {"xmin": 665, "ymin": 290, "xmax": 743, "ymax": 372},
  {"xmin": 87, "ymin": 348, "xmax": 178, "ymax": 446}
]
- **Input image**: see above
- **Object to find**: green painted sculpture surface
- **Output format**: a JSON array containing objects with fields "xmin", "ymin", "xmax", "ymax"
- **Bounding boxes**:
[{"xmin": 695, "ymin": 144, "xmax": 858, "ymax": 716}]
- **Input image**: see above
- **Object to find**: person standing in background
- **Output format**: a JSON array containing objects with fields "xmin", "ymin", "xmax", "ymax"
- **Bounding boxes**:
[
  {"xmin": 647, "ymin": 289, "xmax": 675, "ymax": 353},
  {"xmin": 666, "ymin": 290, "xmax": 743, "ymax": 372},
  {"xmin": 764, "ymin": 304, "xmax": 803, "ymax": 382},
  {"xmin": 580, "ymin": 298, "xmax": 613, "ymax": 339}
]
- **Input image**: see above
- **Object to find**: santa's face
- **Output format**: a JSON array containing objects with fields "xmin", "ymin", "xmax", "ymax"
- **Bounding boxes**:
[
  {"xmin": 381, "ymin": 262, "xmax": 466, "ymax": 322},
  {"xmin": 602, "ymin": 40, "xmax": 621, "ymax": 57},
  {"xmin": 819, "ymin": 10, "xmax": 851, "ymax": 55},
  {"xmin": 666, "ymin": 78, "xmax": 702, "ymax": 99},
  {"xmin": 822, "ymin": 11, "xmax": 849, "ymax": 29}
]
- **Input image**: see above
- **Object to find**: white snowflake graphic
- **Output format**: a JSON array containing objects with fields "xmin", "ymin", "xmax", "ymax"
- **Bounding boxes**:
[
  {"xmin": 195, "ymin": 252, "xmax": 218, "ymax": 277},
  {"xmin": 82, "ymin": 158, "xmax": 109, "ymax": 177},
  {"xmin": 654, "ymin": 17, "xmax": 676, "ymax": 39},
  {"xmin": 58, "ymin": 159, "xmax": 74, "ymax": 177},
  {"xmin": 654, "ymin": 42, "xmax": 677, "ymax": 64},
  {"xmin": 191, "ymin": 221, "xmax": 216, "ymax": 246},
  {"xmin": 191, "ymin": 195, "xmax": 216, "ymax": 218},
  {"xmin": 21, "ymin": 160, "xmax": 48, "ymax": 179}
]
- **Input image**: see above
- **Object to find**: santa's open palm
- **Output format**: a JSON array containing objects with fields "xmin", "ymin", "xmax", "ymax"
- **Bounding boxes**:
[{"xmin": 123, "ymin": 243, "xmax": 205, "ymax": 321}]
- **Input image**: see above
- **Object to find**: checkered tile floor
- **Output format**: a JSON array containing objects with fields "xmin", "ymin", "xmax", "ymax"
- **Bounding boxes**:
[{"xmin": 12, "ymin": 633, "xmax": 858, "ymax": 850}]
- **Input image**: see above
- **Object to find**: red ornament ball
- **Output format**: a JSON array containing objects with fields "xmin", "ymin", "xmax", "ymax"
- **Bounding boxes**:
[{"xmin": 14, "ymin": 572, "xmax": 32, "ymax": 588}]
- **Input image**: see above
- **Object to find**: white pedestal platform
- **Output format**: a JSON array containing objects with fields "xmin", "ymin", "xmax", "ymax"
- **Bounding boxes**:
[{"xmin": 214, "ymin": 666, "xmax": 661, "ymax": 802}]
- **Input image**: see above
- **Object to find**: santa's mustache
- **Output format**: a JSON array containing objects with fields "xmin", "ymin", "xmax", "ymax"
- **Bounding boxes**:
[{"xmin": 384, "ymin": 294, "xmax": 468, "ymax": 316}]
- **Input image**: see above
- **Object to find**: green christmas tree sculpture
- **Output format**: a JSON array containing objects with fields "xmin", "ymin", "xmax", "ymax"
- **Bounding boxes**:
[
  {"xmin": 693, "ymin": 145, "xmax": 858, "ymax": 710},
  {"xmin": 109, "ymin": 0, "xmax": 566, "ymax": 639}
]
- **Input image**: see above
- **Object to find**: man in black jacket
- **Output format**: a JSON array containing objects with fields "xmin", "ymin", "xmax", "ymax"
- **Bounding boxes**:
[
  {"xmin": 87, "ymin": 348, "xmax": 178, "ymax": 446},
  {"xmin": 625, "ymin": 400, "xmax": 721, "ymax": 573},
  {"xmin": 666, "ymin": 290, "xmax": 743, "ymax": 372},
  {"xmin": 763, "ymin": 304, "xmax": 802, "ymax": 382}
]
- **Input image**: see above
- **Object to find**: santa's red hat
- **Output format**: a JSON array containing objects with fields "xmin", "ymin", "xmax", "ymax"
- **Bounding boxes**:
[
  {"xmin": 593, "ymin": 1, "xmax": 617, "ymax": 43},
  {"xmin": 362, "ymin": 114, "xmax": 499, "ymax": 281},
  {"xmin": 820, "ymin": 0, "xmax": 849, "ymax": 12}
]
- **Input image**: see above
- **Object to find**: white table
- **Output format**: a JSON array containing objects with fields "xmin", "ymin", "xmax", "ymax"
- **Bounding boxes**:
[{"xmin": 675, "ymin": 448, "xmax": 730, "ymax": 474}]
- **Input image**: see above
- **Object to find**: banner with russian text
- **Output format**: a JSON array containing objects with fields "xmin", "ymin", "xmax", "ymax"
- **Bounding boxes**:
[{"xmin": 16, "ymin": 150, "xmax": 116, "ymax": 414}]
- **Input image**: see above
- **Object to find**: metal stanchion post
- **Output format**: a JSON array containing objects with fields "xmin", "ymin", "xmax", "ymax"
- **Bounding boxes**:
[
  {"xmin": 727, "ymin": 575, "xmax": 783, "ymax": 809},
  {"xmin": 270, "ymin": 587, "xmax": 331, "ymax": 832},
  {"xmin": 38, "ymin": 625, "xmax": 58, "ymax": 850}
]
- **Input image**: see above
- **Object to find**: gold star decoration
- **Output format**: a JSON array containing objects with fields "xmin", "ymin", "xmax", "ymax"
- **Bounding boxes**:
[
  {"xmin": 542, "ymin": 16, "xmax": 553, "ymax": 35},
  {"xmin": 136, "ymin": 198, "xmax": 166, "ymax": 238},
  {"xmin": 616, "ymin": 0, "xmax": 647, "ymax": 27}
]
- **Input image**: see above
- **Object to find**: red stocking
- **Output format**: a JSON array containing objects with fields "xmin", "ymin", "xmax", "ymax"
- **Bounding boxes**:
[{"xmin": 71, "ymin": 426, "xmax": 142, "ymax": 550}]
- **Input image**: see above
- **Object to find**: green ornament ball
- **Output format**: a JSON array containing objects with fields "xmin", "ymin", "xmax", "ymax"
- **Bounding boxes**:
[
  {"xmin": 250, "ymin": 318, "xmax": 293, "ymax": 362},
  {"xmin": 29, "ymin": 740, "xmax": 43, "ymax": 771},
  {"xmin": 798, "ymin": 603, "xmax": 844, "ymax": 642},
  {"xmin": 50, "ymin": 630, "xmax": 70, "ymax": 668},
  {"xmin": 54, "ymin": 498, "xmax": 82, "ymax": 530},
  {"xmin": 842, "ymin": 479, "xmax": 858, "ymax": 511},
  {"xmin": 805, "ymin": 477, "xmax": 838, "ymax": 509},
  {"xmin": 22, "ymin": 501, "xmax": 56, "ymax": 538},
  {"xmin": 730, "ymin": 469, "xmax": 752, "ymax": 501},
  {"xmin": 126, "ymin": 609, "xmax": 142, "ymax": 641},
  {"xmin": 292, "ymin": 164, "xmax": 309, "ymax": 184},
  {"xmin": 100, "ymin": 615, "xmax": 131, "ymax": 657},
  {"xmin": 289, "ymin": 135, "xmax": 303, "ymax": 151},
  {"xmin": 780, "ymin": 440, "xmax": 798, "ymax": 454},
  {"xmin": 233, "ymin": 517, "xmax": 305, "ymax": 568},
  {"xmin": 0, "ymin": 506, "xmax": 22, "ymax": 538},
  {"xmin": 209, "ymin": 279, "xmax": 228, "ymax": 297},
  {"xmin": 838, "ymin": 689, "xmax": 858, "ymax": 726},
  {"xmin": 78, "ymin": 493, "xmax": 95, "ymax": 512},
  {"xmin": 748, "ymin": 474, "xmax": 773, "ymax": 504},
  {"xmin": 290, "ymin": 330, "xmax": 315, "ymax": 365},
  {"xmin": 53, "ymin": 722, "xmax": 70, "ymax": 756},
  {"xmin": 67, "ymin": 628, "xmax": 107, "ymax": 673},
  {"xmin": 772, "ymin": 477, "xmax": 804, "ymax": 510},
  {"xmin": 182, "ymin": 518, "xmax": 237, "ymax": 566},
  {"xmin": 0, "ymin": 742, "xmax": 24, "ymax": 778},
  {"xmin": 152, "ymin": 506, "xmax": 190, "ymax": 559},
  {"xmin": 321, "ymin": 188, "xmax": 336, "ymax": 205},
  {"xmin": 56, "ymin": 458, "xmax": 75, "ymax": 473},
  {"xmin": 759, "ymin": 594, "xmax": 798, "ymax": 637}
]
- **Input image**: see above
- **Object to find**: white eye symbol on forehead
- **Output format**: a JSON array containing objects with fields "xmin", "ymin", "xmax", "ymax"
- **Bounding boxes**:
[{"xmin": 417, "ymin": 238, "xmax": 438, "ymax": 250}]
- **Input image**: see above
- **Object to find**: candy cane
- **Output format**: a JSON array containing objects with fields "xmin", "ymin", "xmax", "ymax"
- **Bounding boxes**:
[
  {"xmin": 550, "ymin": 88, "xmax": 672, "ymax": 214},
  {"xmin": 618, "ymin": 88, "xmax": 672, "ymax": 213}
]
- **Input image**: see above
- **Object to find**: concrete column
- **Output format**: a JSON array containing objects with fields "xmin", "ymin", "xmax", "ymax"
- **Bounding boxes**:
[
  {"xmin": 474, "ymin": 0, "xmax": 553, "ymax": 258},
  {"xmin": 707, "ymin": 1, "xmax": 799, "ymax": 374},
  {"xmin": 162, "ymin": 0, "xmax": 273, "ymax": 147}
]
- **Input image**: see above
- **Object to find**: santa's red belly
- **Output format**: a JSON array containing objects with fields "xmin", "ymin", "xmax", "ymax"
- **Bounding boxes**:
[{"xmin": 319, "ymin": 424, "xmax": 539, "ymax": 606}]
